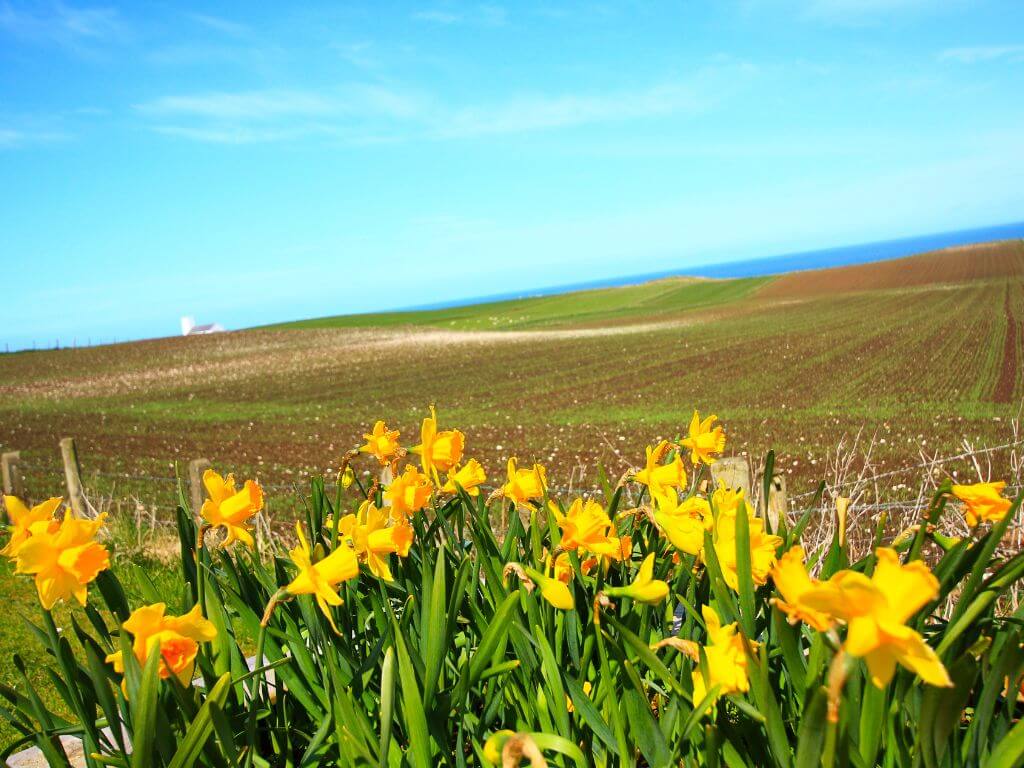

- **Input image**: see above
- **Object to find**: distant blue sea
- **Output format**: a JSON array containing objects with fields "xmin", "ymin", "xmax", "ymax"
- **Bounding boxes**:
[{"xmin": 406, "ymin": 220, "xmax": 1024, "ymax": 312}]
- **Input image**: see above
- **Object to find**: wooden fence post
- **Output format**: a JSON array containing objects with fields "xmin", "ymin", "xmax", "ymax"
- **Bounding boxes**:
[
  {"xmin": 59, "ymin": 437, "xmax": 89, "ymax": 518},
  {"xmin": 764, "ymin": 473, "xmax": 788, "ymax": 533},
  {"xmin": 189, "ymin": 458, "xmax": 211, "ymax": 516},
  {"xmin": 710, "ymin": 456, "xmax": 752, "ymax": 497},
  {"xmin": 2, "ymin": 451, "xmax": 25, "ymax": 500},
  {"xmin": 2, "ymin": 451, "xmax": 27, "ymax": 523}
]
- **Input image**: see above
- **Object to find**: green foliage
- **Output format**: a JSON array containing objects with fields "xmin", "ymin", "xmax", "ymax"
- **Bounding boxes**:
[
  {"xmin": 263, "ymin": 276, "xmax": 771, "ymax": 331},
  {"xmin": 2, "ymin": 472, "xmax": 1024, "ymax": 767}
]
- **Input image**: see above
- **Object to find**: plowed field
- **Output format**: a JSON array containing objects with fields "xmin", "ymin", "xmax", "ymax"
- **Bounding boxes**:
[{"xmin": 1, "ymin": 240, "xmax": 1021, "ymax": 517}]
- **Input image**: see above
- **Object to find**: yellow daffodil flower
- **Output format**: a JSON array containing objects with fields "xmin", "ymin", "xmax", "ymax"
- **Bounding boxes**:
[
  {"xmin": 502, "ymin": 458, "xmax": 547, "ymax": 506},
  {"xmin": 1, "ymin": 496, "xmax": 62, "ymax": 558},
  {"xmin": 566, "ymin": 551, "xmax": 606, "ymax": 579},
  {"xmin": 13, "ymin": 510, "xmax": 110, "ymax": 609},
  {"xmin": 383, "ymin": 464, "xmax": 433, "ymax": 518},
  {"xmin": 359, "ymin": 420, "xmax": 402, "ymax": 466},
  {"xmin": 680, "ymin": 411, "xmax": 726, "ymax": 466},
  {"xmin": 200, "ymin": 469, "xmax": 264, "ymax": 547},
  {"xmin": 604, "ymin": 553, "xmax": 669, "ymax": 604},
  {"xmin": 770, "ymin": 545, "xmax": 835, "ymax": 632},
  {"xmin": 552, "ymin": 498, "xmax": 624, "ymax": 559},
  {"xmin": 285, "ymin": 523, "xmax": 360, "ymax": 633},
  {"xmin": 106, "ymin": 603, "xmax": 216, "ymax": 687},
  {"xmin": 654, "ymin": 494, "xmax": 710, "ymax": 556},
  {"xmin": 441, "ymin": 458, "xmax": 487, "ymax": 497},
  {"xmin": 952, "ymin": 481, "xmax": 1012, "ymax": 527},
  {"xmin": 801, "ymin": 548, "xmax": 952, "ymax": 689},
  {"xmin": 548, "ymin": 551, "xmax": 574, "ymax": 583},
  {"xmin": 412, "ymin": 406, "xmax": 465, "ymax": 478},
  {"xmin": 706, "ymin": 480, "xmax": 782, "ymax": 590},
  {"xmin": 709, "ymin": 481, "xmax": 749, "ymax": 525},
  {"xmin": 633, "ymin": 441, "xmax": 687, "ymax": 501},
  {"xmin": 337, "ymin": 501, "xmax": 414, "ymax": 582},
  {"xmin": 713, "ymin": 511, "xmax": 782, "ymax": 592},
  {"xmin": 692, "ymin": 605, "xmax": 755, "ymax": 703},
  {"xmin": 616, "ymin": 534, "xmax": 633, "ymax": 562}
]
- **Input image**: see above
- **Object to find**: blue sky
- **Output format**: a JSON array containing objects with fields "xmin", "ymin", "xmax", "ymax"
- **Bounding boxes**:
[{"xmin": 2, "ymin": 0, "xmax": 1023, "ymax": 349}]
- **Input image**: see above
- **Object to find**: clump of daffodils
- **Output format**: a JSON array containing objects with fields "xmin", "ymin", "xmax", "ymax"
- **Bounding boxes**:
[{"xmin": 1, "ymin": 405, "xmax": 1019, "ymax": 767}]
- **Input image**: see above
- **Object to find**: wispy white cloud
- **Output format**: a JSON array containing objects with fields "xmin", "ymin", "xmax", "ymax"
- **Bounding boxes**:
[
  {"xmin": 140, "ymin": 84, "xmax": 422, "ymax": 119},
  {"xmin": 741, "ymin": 0, "xmax": 950, "ymax": 26},
  {"xmin": 0, "ymin": 126, "xmax": 69, "ymax": 149},
  {"xmin": 435, "ymin": 81, "xmax": 710, "ymax": 139},
  {"xmin": 139, "ymin": 90, "xmax": 338, "ymax": 121},
  {"xmin": 939, "ymin": 45, "xmax": 1024, "ymax": 64},
  {"xmin": 412, "ymin": 9, "xmax": 460, "ymax": 24},
  {"xmin": 412, "ymin": 4, "xmax": 507, "ymax": 27},
  {"xmin": 333, "ymin": 40, "xmax": 378, "ymax": 70},
  {"xmin": 139, "ymin": 58, "xmax": 753, "ymax": 146},
  {"xmin": 150, "ymin": 124, "xmax": 314, "ymax": 145},
  {"xmin": 806, "ymin": 0, "xmax": 933, "ymax": 13},
  {"xmin": 0, "ymin": 1, "xmax": 125, "ymax": 49},
  {"xmin": 136, "ymin": 85, "xmax": 426, "ymax": 144},
  {"xmin": 186, "ymin": 12, "xmax": 250, "ymax": 37}
]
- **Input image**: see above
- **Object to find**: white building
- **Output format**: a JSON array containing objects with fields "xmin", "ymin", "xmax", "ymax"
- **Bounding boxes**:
[{"xmin": 180, "ymin": 316, "xmax": 225, "ymax": 336}]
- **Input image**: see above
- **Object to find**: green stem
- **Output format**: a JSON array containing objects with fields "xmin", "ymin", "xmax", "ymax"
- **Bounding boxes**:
[
  {"xmin": 195, "ymin": 524, "xmax": 209, "ymax": 616},
  {"xmin": 822, "ymin": 718, "xmax": 838, "ymax": 767},
  {"xmin": 243, "ymin": 622, "xmax": 269, "ymax": 768}
]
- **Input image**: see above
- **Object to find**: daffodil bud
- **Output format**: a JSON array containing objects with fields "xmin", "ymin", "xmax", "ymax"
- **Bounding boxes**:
[
  {"xmin": 524, "ymin": 566, "xmax": 574, "ymax": 610},
  {"xmin": 603, "ymin": 553, "xmax": 669, "ymax": 605}
]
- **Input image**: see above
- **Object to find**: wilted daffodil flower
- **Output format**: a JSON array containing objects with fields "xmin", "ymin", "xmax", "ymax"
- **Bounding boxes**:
[
  {"xmin": 359, "ymin": 420, "xmax": 402, "ymax": 467},
  {"xmin": 770, "ymin": 545, "xmax": 835, "ymax": 632},
  {"xmin": 337, "ymin": 501, "xmax": 413, "ymax": 582},
  {"xmin": 1, "ymin": 496, "xmax": 62, "ymax": 558},
  {"xmin": 692, "ymin": 604, "xmax": 755, "ymax": 703},
  {"xmin": 502, "ymin": 458, "xmax": 547, "ymax": 506},
  {"xmin": 552, "ymin": 498, "xmax": 624, "ymax": 560},
  {"xmin": 654, "ymin": 494, "xmax": 710, "ymax": 557},
  {"xmin": 200, "ymin": 469, "xmax": 264, "ymax": 547},
  {"xmin": 284, "ymin": 523, "xmax": 360, "ymax": 633},
  {"xmin": 441, "ymin": 458, "xmax": 487, "ymax": 497},
  {"xmin": 633, "ymin": 441, "xmax": 687, "ymax": 501},
  {"xmin": 952, "ymin": 481, "xmax": 1012, "ymax": 527},
  {"xmin": 483, "ymin": 731, "xmax": 547, "ymax": 767},
  {"xmin": 504, "ymin": 562, "xmax": 574, "ymax": 610},
  {"xmin": 604, "ymin": 553, "xmax": 669, "ymax": 604},
  {"xmin": 680, "ymin": 411, "xmax": 726, "ymax": 466},
  {"xmin": 483, "ymin": 731, "xmax": 516, "ymax": 765},
  {"xmin": 106, "ymin": 603, "xmax": 216, "ymax": 688},
  {"xmin": 13, "ymin": 510, "xmax": 110, "ymax": 609},
  {"xmin": 383, "ymin": 464, "xmax": 433, "ymax": 518},
  {"xmin": 801, "ymin": 548, "xmax": 952, "ymax": 689},
  {"xmin": 412, "ymin": 406, "xmax": 465, "ymax": 479}
]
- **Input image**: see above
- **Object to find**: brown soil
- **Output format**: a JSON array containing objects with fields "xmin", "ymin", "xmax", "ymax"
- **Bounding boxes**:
[{"xmin": 758, "ymin": 239, "xmax": 1024, "ymax": 299}]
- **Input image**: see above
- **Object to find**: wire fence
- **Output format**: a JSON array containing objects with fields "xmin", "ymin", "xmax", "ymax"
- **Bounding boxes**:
[
  {"xmin": 787, "ymin": 438, "xmax": 1024, "ymax": 501},
  {"xmin": 4, "ymin": 431, "xmax": 1022, "ymax": 545}
]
